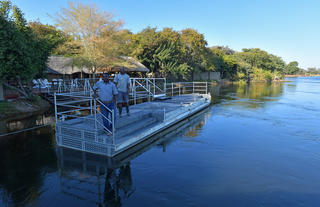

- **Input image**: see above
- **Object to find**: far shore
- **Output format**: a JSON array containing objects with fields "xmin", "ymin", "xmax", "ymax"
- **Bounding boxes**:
[{"xmin": 285, "ymin": 74, "xmax": 320, "ymax": 77}]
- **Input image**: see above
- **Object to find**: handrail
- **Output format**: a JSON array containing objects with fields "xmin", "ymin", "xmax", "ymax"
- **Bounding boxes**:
[
  {"xmin": 54, "ymin": 79, "xmax": 208, "ymax": 148},
  {"xmin": 166, "ymin": 82, "xmax": 208, "ymax": 96},
  {"xmin": 92, "ymin": 97, "xmax": 115, "ymax": 144}
]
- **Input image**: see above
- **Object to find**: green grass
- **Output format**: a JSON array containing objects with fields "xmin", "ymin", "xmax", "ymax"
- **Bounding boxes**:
[{"xmin": 0, "ymin": 101, "xmax": 16, "ymax": 114}]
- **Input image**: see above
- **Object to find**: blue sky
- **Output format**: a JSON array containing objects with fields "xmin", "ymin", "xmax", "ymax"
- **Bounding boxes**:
[{"xmin": 11, "ymin": 0, "xmax": 320, "ymax": 69}]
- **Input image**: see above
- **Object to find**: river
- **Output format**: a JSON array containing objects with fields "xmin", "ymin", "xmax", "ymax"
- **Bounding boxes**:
[{"xmin": 1, "ymin": 77, "xmax": 320, "ymax": 207}]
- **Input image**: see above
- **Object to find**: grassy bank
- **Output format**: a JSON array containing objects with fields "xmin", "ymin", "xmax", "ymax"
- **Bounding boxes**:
[
  {"xmin": 0, "ymin": 96, "xmax": 50, "ymax": 120},
  {"xmin": 285, "ymin": 74, "xmax": 320, "ymax": 77}
]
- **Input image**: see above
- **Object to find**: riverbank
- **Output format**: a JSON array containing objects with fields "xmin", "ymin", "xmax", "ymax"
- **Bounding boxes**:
[
  {"xmin": 0, "ymin": 97, "xmax": 51, "ymax": 120},
  {"xmin": 285, "ymin": 74, "xmax": 320, "ymax": 77}
]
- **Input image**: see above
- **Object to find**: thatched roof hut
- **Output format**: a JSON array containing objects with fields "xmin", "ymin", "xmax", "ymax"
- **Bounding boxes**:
[{"xmin": 46, "ymin": 56, "xmax": 149, "ymax": 75}]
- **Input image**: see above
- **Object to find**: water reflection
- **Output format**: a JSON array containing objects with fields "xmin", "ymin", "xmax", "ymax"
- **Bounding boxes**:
[
  {"xmin": 0, "ymin": 112, "xmax": 53, "ymax": 135},
  {"xmin": 2, "ymin": 79, "xmax": 320, "ymax": 206},
  {"xmin": 56, "ymin": 147, "xmax": 134, "ymax": 207},
  {"xmin": 210, "ymin": 82, "xmax": 284, "ymax": 108},
  {"xmin": 55, "ymin": 108, "xmax": 210, "ymax": 207},
  {"xmin": 0, "ymin": 126, "xmax": 56, "ymax": 207}
]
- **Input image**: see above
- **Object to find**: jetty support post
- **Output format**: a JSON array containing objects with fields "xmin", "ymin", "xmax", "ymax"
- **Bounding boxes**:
[
  {"xmin": 94, "ymin": 98, "xmax": 97, "ymax": 130},
  {"xmin": 133, "ymin": 80, "xmax": 136, "ymax": 105},
  {"xmin": 54, "ymin": 92, "xmax": 58, "ymax": 123},
  {"xmin": 112, "ymin": 109, "xmax": 115, "ymax": 145},
  {"xmin": 153, "ymin": 78, "xmax": 156, "ymax": 96},
  {"xmin": 206, "ymin": 82, "xmax": 208, "ymax": 94},
  {"xmin": 90, "ymin": 90, "xmax": 93, "ymax": 115},
  {"xmin": 193, "ymin": 82, "xmax": 195, "ymax": 94},
  {"xmin": 147, "ymin": 79, "xmax": 150, "ymax": 102}
]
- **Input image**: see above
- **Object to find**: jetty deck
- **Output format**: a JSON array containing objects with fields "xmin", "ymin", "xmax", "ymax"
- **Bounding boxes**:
[{"xmin": 54, "ymin": 79, "xmax": 211, "ymax": 157}]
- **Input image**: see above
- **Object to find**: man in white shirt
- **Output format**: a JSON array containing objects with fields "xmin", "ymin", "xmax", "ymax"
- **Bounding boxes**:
[{"xmin": 114, "ymin": 67, "xmax": 130, "ymax": 117}]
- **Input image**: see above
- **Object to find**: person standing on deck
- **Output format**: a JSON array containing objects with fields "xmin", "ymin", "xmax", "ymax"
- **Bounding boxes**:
[
  {"xmin": 114, "ymin": 66, "xmax": 131, "ymax": 117},
  {"xmin": 93, "ymin": 73, "xmax": 118, "ymax": 136}
]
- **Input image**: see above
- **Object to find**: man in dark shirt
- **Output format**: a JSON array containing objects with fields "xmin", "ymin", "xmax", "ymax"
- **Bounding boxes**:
[{"xmin": 93, "ymin": 73, "xmax": 118, "ymax": 135}]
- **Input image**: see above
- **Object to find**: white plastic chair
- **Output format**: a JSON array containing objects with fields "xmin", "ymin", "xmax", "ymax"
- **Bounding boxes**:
[{"xmin": 32, "ymin": 79, "xmax": 39, "ymax": 88}]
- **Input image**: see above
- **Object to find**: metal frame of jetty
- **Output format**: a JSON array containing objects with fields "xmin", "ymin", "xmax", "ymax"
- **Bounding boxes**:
[{"xmin": 54, "ymin": 78, "xmax": 211, "ymax": 157}]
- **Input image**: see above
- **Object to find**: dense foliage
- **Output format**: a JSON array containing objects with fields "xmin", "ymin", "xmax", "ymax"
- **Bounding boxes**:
[
  {"xmin": 305, "ymin": 67, "xmax": 320, "ymax": 75},
  {"xmin": 1, "ymin": 0, "xmax": 307, "ymax": 89},
  {"xmin": 0, "ymin": 1, "xmax": 52, "ymax": 97},
  {"xmin": 125, "ymin": 27, "xmax": 214, "ymax": 80}
]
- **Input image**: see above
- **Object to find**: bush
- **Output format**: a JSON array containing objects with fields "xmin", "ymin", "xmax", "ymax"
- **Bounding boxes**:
[{"xmin": 263, "ymin": 70, "xmax": 273, "ymax": 82}]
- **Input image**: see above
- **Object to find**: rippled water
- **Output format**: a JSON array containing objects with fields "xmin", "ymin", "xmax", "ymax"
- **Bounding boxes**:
[{"xmin": 1, "ymin": 77, "xmax": 320, "ymax": 207}]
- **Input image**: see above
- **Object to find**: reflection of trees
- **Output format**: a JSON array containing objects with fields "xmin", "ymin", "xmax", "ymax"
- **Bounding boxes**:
[
  {"xmin": 0, "ymin": 128, "xmax": 57, "ymax": 206},
  {"xmin": 210, "ymin": 82, "xmax": 283, "ymax": 109},
  {"xmin": 184, "ymin": 121, "xmax": 205, "ymax": 138},
  {"xmin": 236, "ymin": 82, "xmax": 282, "ymax": 100},
  {"xmin": 157, "ymin": 108, "xmax": 210, "ymax": 148},
  {"xmin": 1, "ymin": 112, "xmax": 53, "ymax": 134}
]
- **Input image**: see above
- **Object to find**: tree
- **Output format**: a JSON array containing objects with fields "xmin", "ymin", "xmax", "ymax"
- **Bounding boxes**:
[
  {"xmin": 28, "ymin": 21, "xmax": 69, "ymax": 54},
  {"xmin": 129, "ymin": 27, "xmax": 186, "ymax": 78},
  {"xmin": 54, "ymin": 2, "xmax": 124, "ymax": 78},
  {"xmin": 0, "ymin": 1, "xmax": 51, "ymax": 97},
  {"xmin": 236, "ymin": 48, "xmax": 285, "ymax": 72},
  {"xmin": 180, "ymin": 28, "xmax": 210, "ymax": 73},
  {"xmin": 284, "ymin": 61, "xmax": 300, "ymax": 74}
]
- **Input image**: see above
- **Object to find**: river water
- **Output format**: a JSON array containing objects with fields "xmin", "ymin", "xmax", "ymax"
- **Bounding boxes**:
[{"xmin": 1, "ymin": 77, "xmax": 320, "ymax": 207}]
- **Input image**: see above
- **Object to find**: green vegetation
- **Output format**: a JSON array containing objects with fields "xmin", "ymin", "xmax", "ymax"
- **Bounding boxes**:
[
  {"xmin": 0, "ymin": 1, "xmax": 307, "ymax": 88},
  {"xmin": 53, "ymin": 2, "xmax": 125, "ymax": 78},
  {"xmin": 0, "ymin": 1, "xmax": 56, "ymax": 98},
  {"xmin": 0, "ymin": 101, "xmax": 15, "ymax": 114},
  {"xmin": 305, "ymin": 67, "xmax": 320, "ymax": 75},
  {"xmin": 0, "ymin": 95, "xmax": 50, "ymax": 119}
]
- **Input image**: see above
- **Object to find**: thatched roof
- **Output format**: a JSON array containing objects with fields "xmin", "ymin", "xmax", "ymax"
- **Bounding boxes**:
[
  {"xmin": 46, "ymin": 56, "xmax": 149, "ymax": 75},
  {"xmin": 46, "ymin": 67, "xmax": 62, "ymax": 75},
  {"xmin": 97, "ymin": 56, "xmax": 150, "ymax": 73}
]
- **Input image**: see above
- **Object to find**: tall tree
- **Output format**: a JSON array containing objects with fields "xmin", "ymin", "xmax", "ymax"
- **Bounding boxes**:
[
  {"xmin": 29, "ymin": 21, "xmax": 68, "ymax": 54},
  {"xmin": 54, "ymin": 2, "xmax": 123, "ymax": 77},
  {"xmin": 0, "ymin": 1, "xmax": 51, "ymax": 97},
  {"xmin": 284, "ymin": 61, "xmax": 300, "ymax": 74}
]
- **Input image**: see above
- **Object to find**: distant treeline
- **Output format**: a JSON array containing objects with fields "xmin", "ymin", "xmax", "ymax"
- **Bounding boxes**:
[
  {"xmin": 304, "ymin": 67, "xmax": 320, "ymax": 75},
  {"xmin": 1, "ymin": 0, "xmax": 312, "ymax": 95}
]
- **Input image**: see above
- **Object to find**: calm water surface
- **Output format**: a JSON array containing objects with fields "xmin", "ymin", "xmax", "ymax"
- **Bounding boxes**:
[{"xmin": 1, "ymin": 77, "xmax": 320, "ymax": 207}]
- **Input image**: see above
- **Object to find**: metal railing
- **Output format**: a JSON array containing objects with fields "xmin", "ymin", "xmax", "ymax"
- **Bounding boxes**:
[
  {"xmin": 166, "ymin": 82, "xmax": 208, "ymax": 96},
  {"xmin": 54, "ymin": 78, "xmax": 209, "ymax": 148},
  {"xmin": 130, "ymin": 78, "xmax": 166, "ymax": 104},
  {"xmin": 33, "ymin": 78, "xmax": 100, "ymax": 94},
  {"xmin": 54, "ymin": 89, "xmax": 116, "ymax": 144}
]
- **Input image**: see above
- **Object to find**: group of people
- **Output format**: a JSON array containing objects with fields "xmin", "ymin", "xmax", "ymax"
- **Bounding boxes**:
[{"xmin": 93, "ymin": 67, "xmax": 130, "ymax": 135}]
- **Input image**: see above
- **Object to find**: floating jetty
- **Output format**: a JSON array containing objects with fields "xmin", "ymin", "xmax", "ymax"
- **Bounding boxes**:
[{"xmin": 54, "ymin": 79, "xmax": 211, "ymax": 157}]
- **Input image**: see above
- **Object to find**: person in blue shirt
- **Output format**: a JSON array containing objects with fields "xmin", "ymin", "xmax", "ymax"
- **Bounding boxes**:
[{"xmin": 93, "ymin": 73, "xmax": 118, "ymax": 135}]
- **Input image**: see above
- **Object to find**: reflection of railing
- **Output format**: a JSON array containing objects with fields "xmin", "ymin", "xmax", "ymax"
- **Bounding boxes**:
[{"xmin": 56, "ymin": 147, "xmax": 134, "ymax": 206}]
